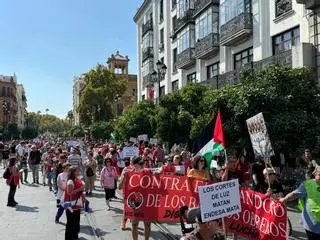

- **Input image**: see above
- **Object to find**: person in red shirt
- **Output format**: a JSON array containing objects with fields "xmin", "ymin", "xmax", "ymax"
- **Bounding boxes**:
[
  {"xmin": 161, "ymin": 156, "xmax": 176, "ymax": 175},
  {"xmin": 6, "ymin": 156, "xmax": 20, "ymax": 207}
]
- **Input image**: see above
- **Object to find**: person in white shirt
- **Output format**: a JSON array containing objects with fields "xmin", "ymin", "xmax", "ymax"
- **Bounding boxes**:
[{"xmin": 55, "ymin": 163, "xmax": 71, "ymax": 223}]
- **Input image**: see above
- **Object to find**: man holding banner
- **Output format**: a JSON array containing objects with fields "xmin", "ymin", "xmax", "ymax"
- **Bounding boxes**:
[{"xmin": 280, "ymin": 166, "xmax": 320, "ymax": 239}]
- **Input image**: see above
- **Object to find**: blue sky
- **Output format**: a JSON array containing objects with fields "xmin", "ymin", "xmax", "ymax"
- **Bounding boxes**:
[{"xmin": 0, "ymin": 0, "xmax": 143, "ymax": 118}]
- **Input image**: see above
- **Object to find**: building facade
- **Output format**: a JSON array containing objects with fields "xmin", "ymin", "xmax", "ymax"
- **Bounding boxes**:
[
  {"xmin": 134, "ymin": 0, "xmax": 316, "ymax": 101},
  {"xmin": 0, "ymin": 74, "xmax": 19, "ymax": 129},
  {"xmin": 16, "ymin": 84, "xmax": 27, "ymax": 129},
  {"xmin": 107, "ymin": 51, "xmax": 137, "ymax": 117},
  {"xmin": 72, "ymin": 76, "xmax": 86, "ymax": 125}
]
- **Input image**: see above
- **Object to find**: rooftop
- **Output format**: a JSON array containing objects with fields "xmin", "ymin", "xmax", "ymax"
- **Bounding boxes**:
[
  {"xmin": 133, "ymin": 0, "xmax": 151, "ymax": 22},
  {"xmin": 107, "ymin": 51, "xmax": 129, "ymax": 63}
]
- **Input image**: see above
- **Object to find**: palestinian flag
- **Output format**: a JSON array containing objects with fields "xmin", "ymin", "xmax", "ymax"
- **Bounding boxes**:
[{"xmin": 198, "ymin": 111, "xmax": 225, "ymax": 168}]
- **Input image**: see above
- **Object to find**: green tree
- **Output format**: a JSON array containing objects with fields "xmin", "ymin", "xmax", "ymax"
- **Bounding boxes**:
[
  {"xmin": 70, "ymin": 126, "xmax": 85, "ymax": 138},
  {"xmin": 90, "ymin": 121, "xmax": 114, "ymax": 139},
  {"xmin": 78, "ymin": 64, "xmax": 127, "ymax": 125},
  {"xmin": 7, "ymin": 123, "xmax": 20, "ymax": 139},
  {"xmin": 114, "ymin": 100, "xmax": 156, "ymax": 141},
  {"xmin": 67, "ymin": 110, "xmax": 74, "ymax": 126}
]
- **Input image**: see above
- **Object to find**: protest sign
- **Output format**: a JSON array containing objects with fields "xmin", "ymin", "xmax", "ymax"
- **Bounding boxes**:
[
  {"xmin": 246, "ymin": 113, "xmax": 274, "ymax": 157},
  {"xmin": 199, "ymin": 179, "xmax": 241, "ymax": 222},
  {"xmin": 138, "ymin": 134, "xmax": 148, "ymax": 141},
  {"xmin": 67, "ymin": 140, "xmax": 81, "ymax": 148},
  {"xmin": 122, "ymin": 147, "xmax": 139, "ymax": 158},
  {"xmin": 225, "ymin": 188, "xmax": 287, "ymax": 240},
  {"xmin": 149, "ymin": 138, "xmax": 158, "ymax": 145},
  {"xmin": 129, "ymin": 137, "xmax": 137, "ymax": 143},
  {"xmin": 124, "ymin": 173, "xmax": 207, "ymax": 221}
]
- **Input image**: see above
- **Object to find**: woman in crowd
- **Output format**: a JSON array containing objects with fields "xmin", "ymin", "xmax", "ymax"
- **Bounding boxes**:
[
  {"xmin": 6, "ymin": 156, "xmax": 20, "ymax": 207},
  {"xmin": 84, "ymin": 151, "xmax": 97, "ymax": 196},
  {"xmin": 55, "ymin": 163, "xmax": 71, "ymax": 223},
  {"xmin": 280, "ymin": 166, "xmax": 320, "ymax": 239},
  {"xmin": 187, "ymin": 155, "xmax": 211, "ymax": 181},
  {"xmin": 100, "ymin": 157, "xmax": 118, "ymax": 210},
  {"xmin": 64, "ymin": 166, "xmax": 84, "ymax": 240},
  {"xmin": 161, "ymin": 156, "xmax": 176, "ymax": 175}
]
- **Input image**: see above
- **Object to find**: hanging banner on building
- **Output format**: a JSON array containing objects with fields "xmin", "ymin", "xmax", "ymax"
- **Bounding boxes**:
[
  {"xmin": 199, "ymin": 179, "xmax": 241, "ymax": 222},
  {"xmin": 124, "ymin": 172, "xmax": 207, "ymax": 222},
  {"xmin": 122, "ymin": 147, "xmax": 140, "ymax": 158},
  {"xmin": 246, "ymin": 113, "xmax": 274, "ymax": 157},
  {"xmin": 225, "ymin": 188, "xmax": 287, "ymax": 240}
]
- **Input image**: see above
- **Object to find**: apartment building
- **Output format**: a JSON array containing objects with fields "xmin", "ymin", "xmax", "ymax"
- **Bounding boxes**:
[
  {"xmin": 134, "ymin": 0, "xmax": 317, "ymax": 101},
  {"xmin": 72, "ymin": 76, "xmax": 86, "ymax": 125}
]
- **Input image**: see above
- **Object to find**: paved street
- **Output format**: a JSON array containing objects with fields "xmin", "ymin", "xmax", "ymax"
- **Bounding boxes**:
[{"xmin": 0, "ymin": 167, "xmax": 310, "ymax": 240}]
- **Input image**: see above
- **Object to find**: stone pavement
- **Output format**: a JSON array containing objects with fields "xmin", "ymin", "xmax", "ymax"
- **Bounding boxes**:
[{"xmin": 0, "ymin": 166, "xmax": 309, "ymax": 240}]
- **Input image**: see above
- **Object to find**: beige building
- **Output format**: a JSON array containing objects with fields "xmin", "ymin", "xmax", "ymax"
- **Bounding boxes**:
[
  {"xmin": 16, "ymin": 84, "xmax": 27, "ymax": 129},
  {"xmin": 107, "ymin": 51, "xmax": 137, "ymax": 117}
]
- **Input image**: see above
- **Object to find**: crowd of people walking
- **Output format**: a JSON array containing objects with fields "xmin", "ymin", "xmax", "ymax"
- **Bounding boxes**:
[{"xmin": 1, "ymin": 139, "xmax": 320, "ymax": 240}]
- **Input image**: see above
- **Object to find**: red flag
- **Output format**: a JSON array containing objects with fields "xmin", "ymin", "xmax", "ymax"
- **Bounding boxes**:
[{"xmin": 213, "ymin": 111, "xmax": 225, "ymax": 147}]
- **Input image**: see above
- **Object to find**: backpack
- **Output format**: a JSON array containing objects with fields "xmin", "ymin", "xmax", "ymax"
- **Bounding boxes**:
[
  {"xmin": 86, "ymin": 167, "xmax": 94, "ymax": 177},
  {"xmin": 3, "ymin": 167, "xmax": 12, "ymax": 179}
]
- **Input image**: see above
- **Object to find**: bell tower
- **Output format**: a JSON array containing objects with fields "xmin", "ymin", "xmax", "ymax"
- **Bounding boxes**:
[{"xmin": 107, "ymin": 51, "xmax": 129, "ymax": 75}]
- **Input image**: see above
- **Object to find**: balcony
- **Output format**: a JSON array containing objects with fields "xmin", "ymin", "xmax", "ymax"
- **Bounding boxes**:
[
  {"xmin": 220, "ymin": 12, "xmax": 253, "ymax": 46},
  {"xmin": 194, "ymin": 0, "xmax": 219, "ymax": 17},
  {"xmin": 174, "ymin": 9, "xmax": 195, "ymax": 34},
  {"xmin": 176, "ymin": 48, "xmax": 196, "ymax": 69},
  {"xmin": 296, "ymin": 0, "xmax": 320, "ymax": 10},
  {"xmin": 142, "ymin": 47, "xmax": 154, "ymax": 62},
  {"xmin": 195, "ymin": 33, "xmax": 219, "ymax": 59},
  {"xmin": 143, "ymin": 73, "xmax": 153, "ymax": 87},
  {"xmin": 142, "ymin": 19, "xmax": 153, "ymax": 37},
  {"xmin": 201, "ymin": 50, "xmax": 294, "ymax": 89}
]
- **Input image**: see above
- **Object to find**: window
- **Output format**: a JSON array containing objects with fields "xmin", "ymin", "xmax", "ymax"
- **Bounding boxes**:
[
  {"xmin": 142, "ymin": 31, "xmax": 153, "ymax": 50},
  {"xmin": 173, "ymin": 48, "xmax": 178, "ymax": 72},
  {"xmin": 7, "ymin": 87, "xmax": 10, "ymax": 97},
  {"xmin": 160, "ymin": 29, "xmax": 164, "ymax": 51},
  {"xmin": 172, "ymin": 80, "xmax": 179, "ymax": 92},
  {"xmin": 177, "ymin": 0, "xmax": 195, "ymax": 18},
  {"xmin": 172, "ymin": 16, "xmax": 177, "ymax": 31},
  {"xmin": 172, "ymin": 0, "xmax": 177, "ymax": 9},
  {"xmin": 159, "ymin": 86, "xmax": 165, "ymax": 96},
  {"xmin": 275, "ymin": 0, "xmax": 292, "ymax": 18},
  {"xmin": 196, "ymin": 7, "xmax": 219, "ymax": 41},
  {"xmin": 160, "ymin": 0, "xmax": 164, "ymax": 22},
  {"xmin": 161, "ymin": 57, "xmax": 164, "ymax": 64},
  {"xmin": 273, "ymin": 27, "xmax": 300, "ymax": 55},
  {"xmin": 220, "ymin": 0, "xmax": 251, "ymax": 26},
  {"xmin": 142, "ymin": 59, "xmax": 154, "ymax": 77},
  {"xmin": 234, "ymin": 47, "xmax": 253, "ymax": 69},
  {"xmin": 207, "ymin": 62, "xmax": 219, "ymax": 79},
  {"xmin": 177, "ymin": 26, "xmax": 195, "ymax": 53},
  {"xmin": 10, "ymin": 88, "xmax": 13, "ymax": 97},
  {"xmin": 187, "ymin": 72, "xmax": 196, "ymax": 84},
  {"xmin": 142, "ymin": 95, "xmax": 145, "ymax": 100},
  {"xmin": 132, "ymin": 89, "xmax": 137, "ymax": 97},
  {"xmin": 2, "ymin": 87, "xmax": 5, "ymax": 97}
]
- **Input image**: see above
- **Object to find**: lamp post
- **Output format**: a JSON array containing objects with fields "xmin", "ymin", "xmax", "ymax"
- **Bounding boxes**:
[{"xmin": 151, "ymin": 60, "xmax": 167, "ymax": 104}]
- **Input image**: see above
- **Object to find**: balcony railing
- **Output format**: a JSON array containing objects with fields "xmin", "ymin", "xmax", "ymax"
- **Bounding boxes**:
[
  {"xmin": 195, "ymin": 32, "xmax": 219, "ymax": 59},
  {"xmin": 143, "ymin": 73, "xmax": 153, "ymax": 87},
  {"xmin": 174, "ymin": 9, "xmax": 195, "ymax": 34},
  {"xmin": 142, "ymin": 19, "xmax": 153, "ymax": 37},
  {"xmin": 142, "ymin": 47, "xmax": 154, "ymax": 62},
  {"xmin": 194, "ymin": 0, "xmax": 219, "ymax": 17},
  {"xmin": 176, "ymin": 48, "xmax": 196, "ymax": 69},
  {"xmin": 296, "ymin": 0, "xmax": 320, "ymax": 10},
  {"xmin": 202, "ymin": 50, "xmax": 293, "ymax": 89},
  {"xmin": 220, "ymin": 12, "xmax": 253, "ymax": 46}
]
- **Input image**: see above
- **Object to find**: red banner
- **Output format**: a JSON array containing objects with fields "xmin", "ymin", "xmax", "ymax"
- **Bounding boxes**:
[
  {"xmin": 124, "ymin": 172, "xmax": 207, "ymax": 221},
  {"xmin": 225, "ymin": 188, "xmax": 287, "ymax": 240}
]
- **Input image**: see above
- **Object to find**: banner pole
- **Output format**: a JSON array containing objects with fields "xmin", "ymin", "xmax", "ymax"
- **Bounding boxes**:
[
  {"xmin": 264, "ymin": 157, "xmax": 271, "ymax": 189},
  {"xmin": 222, "ymin": 217, "xmax": 227, "ymax": 240}
]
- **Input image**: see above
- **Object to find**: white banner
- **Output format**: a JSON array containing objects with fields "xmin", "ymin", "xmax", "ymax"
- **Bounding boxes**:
[
  {"xmin": 129, "ymin": 137, "xmax": 137, "ymax": 143},
  {"xmin": 138, "ymin": 134, "xmax": 148, "ymax": 141},
  {"xmin": 199, "ymin": 179, "xmax": 241, "ymax": 222},
  {"xmin": 246, "ymin": 112, "xmax": 274, "ymax": 157},
  {"xmin": 149, "ymin": 138, "xmax": 158, "ymax": 145},
  {"xmin": 122, "ymin": 147, "xmax": 140, "ymax": 158}
]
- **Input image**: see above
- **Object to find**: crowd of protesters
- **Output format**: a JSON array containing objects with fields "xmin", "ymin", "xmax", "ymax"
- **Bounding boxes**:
[{"xmin": 1, "ymin": 139, "xmax": 320, "ymax": 240}]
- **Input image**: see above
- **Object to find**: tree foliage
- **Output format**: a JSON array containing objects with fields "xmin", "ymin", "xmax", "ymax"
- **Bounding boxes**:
[
  {"xmin": 90, "ymin": 121, "xmax": 114, "ymax": 140},
  {"xmin": 78, "ymin": 64, "xmax": 127, "ymax": 125}
]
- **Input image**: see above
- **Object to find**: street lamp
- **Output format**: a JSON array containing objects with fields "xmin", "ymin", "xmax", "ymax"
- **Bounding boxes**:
[{"xmin": 151, "ymin": 60, "xmax": 167, "ymax": 103}]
